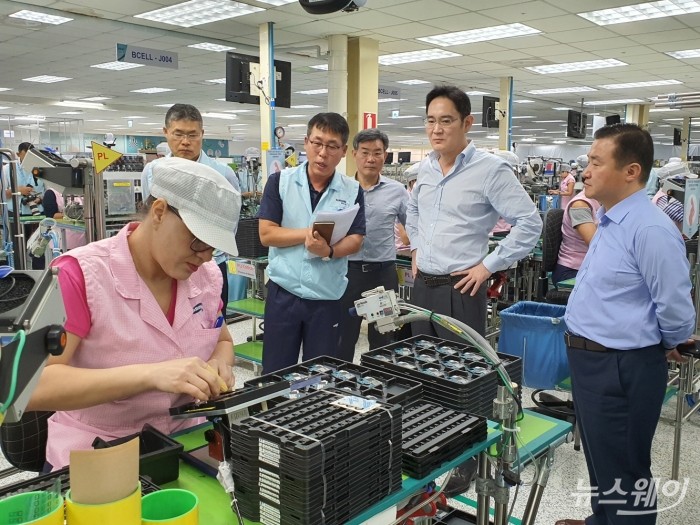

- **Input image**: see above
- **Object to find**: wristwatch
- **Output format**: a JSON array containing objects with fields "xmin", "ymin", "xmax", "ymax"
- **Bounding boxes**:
[{"xmin": 322, "ymin": 245, "xmax": 334, "ymax": 261}]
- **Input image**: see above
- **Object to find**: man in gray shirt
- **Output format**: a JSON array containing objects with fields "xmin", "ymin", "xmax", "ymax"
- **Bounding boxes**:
[{"xmin": 338, "ymin": 129, "xmax": 409, "ymax": 362}]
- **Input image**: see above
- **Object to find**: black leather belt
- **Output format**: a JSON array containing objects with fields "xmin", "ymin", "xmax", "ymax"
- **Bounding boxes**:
[
  {"xmin": 564, "ymin": 331, "xmax": 609, "ymax": 352},
  {"xmin": 417, "ymin": 270, "xmax": 462, "ymax": 288},
  {"xmin": 348, "ymin": 260, "xmax": 395, "ymax": 273}
]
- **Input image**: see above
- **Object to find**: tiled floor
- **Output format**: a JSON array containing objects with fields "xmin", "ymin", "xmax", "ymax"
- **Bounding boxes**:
[{"xmin": 2, "ymin": 318, "xmax": 698, "ymax": 525}]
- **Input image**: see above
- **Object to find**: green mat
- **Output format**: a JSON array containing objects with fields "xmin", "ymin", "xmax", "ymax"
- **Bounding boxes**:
[
  {"xmin": 227, "ymin": 298, "xmax": 265, "ymax": 317},
  {"xmin": 235, "ymin": 341, "xmax": 263, "ymax": 363}
]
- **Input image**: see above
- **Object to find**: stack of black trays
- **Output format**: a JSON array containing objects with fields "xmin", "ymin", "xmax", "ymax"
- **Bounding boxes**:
[
  {"xmin": 243, "ymin": 355, "xmax": 423, "ymax": 407},
  {"xmin": 402, "ymin": 401, "xmax": 487, "ymax": 479},
  {"xmin": 361, "ymin": 335, "xmax": 522, "ymax": 418},
  {"xmin": 235, "ymin": 217, "xmax": 268, "ymax": 258},
  {"xmin": 229, "ymin": 390, "xmax": 403, "ymax": 525}
]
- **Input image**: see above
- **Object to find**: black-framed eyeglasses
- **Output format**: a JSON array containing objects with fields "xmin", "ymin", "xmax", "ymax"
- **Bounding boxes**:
[{"xmin": 167, "ymin": 205, "xmax": 214, "ymax": 253}]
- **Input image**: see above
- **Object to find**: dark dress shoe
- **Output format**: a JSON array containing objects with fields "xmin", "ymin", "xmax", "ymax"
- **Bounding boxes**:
[{"xmin": 555, "ymin": 520, "xmax": 585, "ymax": 525}]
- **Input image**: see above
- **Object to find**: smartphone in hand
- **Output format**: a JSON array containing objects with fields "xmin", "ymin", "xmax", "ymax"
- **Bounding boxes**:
[{"xmin": 312, "ymin": 221, "xmax": 335, "ymax": 245}]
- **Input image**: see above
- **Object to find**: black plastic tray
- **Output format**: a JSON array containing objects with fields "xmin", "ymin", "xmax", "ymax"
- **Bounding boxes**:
[{"xmin": 244, "ymin": 355, "xmax": 423, "ymax": 406}]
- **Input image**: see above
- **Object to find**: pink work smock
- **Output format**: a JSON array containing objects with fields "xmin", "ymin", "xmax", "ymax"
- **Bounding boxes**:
[
  {"xmin": 46, "ymin": 223, "xmax": 223, "ymax": 469},
  {"xmin": 557, "ymin": 192, "xmax": 601, "ymax": 271}
]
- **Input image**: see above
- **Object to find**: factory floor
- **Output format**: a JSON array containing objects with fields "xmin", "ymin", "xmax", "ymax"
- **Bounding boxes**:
[{"xmin": 2, "ymin": 317, "xmax": 698, "ymax": 525}]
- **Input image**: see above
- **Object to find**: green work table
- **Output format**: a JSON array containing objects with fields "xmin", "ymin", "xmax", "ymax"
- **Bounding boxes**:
[{"xmin": 167, "ymin": 409, "xmax": 571, "ymax": 525}]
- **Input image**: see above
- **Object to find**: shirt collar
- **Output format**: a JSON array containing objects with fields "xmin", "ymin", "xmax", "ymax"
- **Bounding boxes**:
[
  {"xmin": 354, "ymin": 172, "xmax": 384, "ymax": 190},
  {"xmin": 427, "ymin": 140, "xmax": 475, "ymax": 168},
  {"xmin": 599, "ymin": 188, "xmax": 647, "ymax": 225}
]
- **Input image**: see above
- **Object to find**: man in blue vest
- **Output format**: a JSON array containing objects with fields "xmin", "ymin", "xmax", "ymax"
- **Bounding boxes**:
[{"xmin": 258, "ymin": 113, "xmax": 366, "ymax": 373}]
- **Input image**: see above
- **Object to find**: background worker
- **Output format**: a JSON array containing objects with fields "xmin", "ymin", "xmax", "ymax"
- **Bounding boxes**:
[
  {"xmin": 563, "ymin": 124, "xmax": 695, "ymax": 525},
  {"xmin": 338, "ymin": 129, "xmax": 409, "ymax": 362},
  {"xmin": 258, "ymin": 113, "xmax": 365, "ymax": 373},
  {"xmin": 141, "ymin": 103, "xmax": 242, "ymax": 310},
  {"xmin": 28, "ymin": 158, "xmax": 240, "ymax": 469},
  {"xmin": 549, "ymin": 163, "xmax": 576, "ymax": 209}
]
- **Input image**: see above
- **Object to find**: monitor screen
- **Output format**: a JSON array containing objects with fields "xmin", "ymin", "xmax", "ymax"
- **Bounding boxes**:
[
  {"xmin": 566, "ymin": 110, "xmax": 587, "ymax": 139},
  {"xmin": 226, "ymin": 52, "xmax": 291, "ymax": 108},
  {"xmin": 482, "ymin": 96, "xmax": 500, "ymax": 128},
  {"xmin": 606, "ymin": 114, "xmax": 621, "ymax": 125},
  {"xmin": 397, "ymin": 152, "xmax": 411, "ymax": 164},
  {"xmin": 384, "ymin": 152, "xmax": 394, "ymax": 165}
]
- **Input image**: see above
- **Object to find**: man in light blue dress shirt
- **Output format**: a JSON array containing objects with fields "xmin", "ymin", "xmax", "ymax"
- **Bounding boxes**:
[
  {"xmin": 562, "ymin": 124, "xmax": 695, "ymax": 525},
  {"xmin": 141, "ymin": 104, "xmax": 241, "ymax": 310},
  {"xmin": 337, "ymin": 128, "xmax": 409, "ymax": 362},
  {"xmin": 406, "ymin": 85, "xmax": 541, "ymax": 339}
]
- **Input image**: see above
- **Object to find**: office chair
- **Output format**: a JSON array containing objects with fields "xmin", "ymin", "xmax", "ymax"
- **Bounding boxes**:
[
  {"xmin": 539, "ymin": 208, "xmax": 571, "ymax": 305},
  {"xmin": 0, "ymin": 410, "xmax": 53, "ymax": 472}
]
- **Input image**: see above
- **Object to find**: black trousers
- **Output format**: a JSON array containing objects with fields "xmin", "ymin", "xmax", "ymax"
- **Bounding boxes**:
[
  {"xmin": 567, "ymin": 344, "xmax": 667, "ymax": 525},
  {"xmin": 262, "ymin": 280, "xmax": 341, "ymax": 373},
  {"xmin": 337, "ymin": 262, "xmax": 399, "ymax": 362},
  {"xmin": 218, "ymin": 260, "xmax": 229, "ymax": 312},
  {"xmin": 410, "ymin": 274, "xmax": 487, "ymax": 340}
]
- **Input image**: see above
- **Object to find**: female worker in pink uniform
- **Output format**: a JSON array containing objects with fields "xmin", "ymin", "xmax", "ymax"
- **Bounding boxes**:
[{"xmin": 28, "ymin": 157, "xmax": 241, "ymax": 469}]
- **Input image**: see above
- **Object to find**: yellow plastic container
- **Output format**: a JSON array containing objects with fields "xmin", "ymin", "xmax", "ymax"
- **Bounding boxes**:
[
  {"xmin": 141, "ymin": 489, "xmax": 199, "ymax": 525},
  {"xmin": 65, "ymin": 484, "xmax": 141, "ymax": 525},
  {"xmin": 0, "ymin": 491, "xmax": 64, "ymax": 525}
]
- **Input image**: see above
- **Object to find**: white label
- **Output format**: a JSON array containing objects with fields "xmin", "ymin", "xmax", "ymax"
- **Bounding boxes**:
[
  {"xmin": 258, "ymin": 438, "xmax": 280, "ymax": 467},
  {"xmin": 116, "ymin": 43, "xmax": 178, "ymax": 69},
  {"xmin": 260, "ymin": 502, "xmax": 281, "ymax": 525}
]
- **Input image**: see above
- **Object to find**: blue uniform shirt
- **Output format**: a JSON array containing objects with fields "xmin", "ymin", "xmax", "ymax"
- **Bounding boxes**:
[
  {"xmin": 2, "ymin": 163, "xmax": 45, "ymax": 215},
  {"xmin": 258, "ymin": 162, "xmax": 365, "ymax": 300},
  {"xmin": 566, "ymin": 189, "xmax": 695, "ymax": 350}
]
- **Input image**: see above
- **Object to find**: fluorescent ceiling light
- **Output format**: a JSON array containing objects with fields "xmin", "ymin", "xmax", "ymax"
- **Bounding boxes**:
[
  {"xmin": 124, "ymin": 116, "xmax": 147, "ymax": 119},
  {"xmin": 666, "ymin": 49, "xmax": 700, "ymax": 59},
  {"xmin": 281, "ymin": 114, "xmax": 308, "ymax": 118},
  {"xmin": 54, "ymin": 101, "xmax": 105, "ymax": 109},
  {"xmin": 286, "ymin": 124, "xmax": 307, "ymax": 127},
  {"xmin": 418, "ymin": 23, "xmax": 540, "ymax": 46},
  {"xmin": 403, "ymin": 126, "xmax": 426, "ymax": 129},
  {"xmin": 583, "ymin": 98, "xmax": 644, "ymax": 105},
  {"xmin": 0, "ymin": 106, "xmax": 10, "ymax": 110},
  {"xmin": 466, "ymin": 91, "xmax": 490, "ymax": 96},
  {"xmin": 526, "ymin": 59, "xmax": 627, "ymax": 74},
  {"xmin": 23, "ymin": 75, "xmax": 71, "ymax": 83},
  {"xmin": 648, "ymin": 108, "xmax": 679, "ymax": 112},
  {"xmin": 378, "ymin": 98, "xmax": 408, "ymax": 103},
  {"xmin": 390, "ymin": 115, "xmax": 421, "ymax": 119},
  {"xmin": 0, "ymin": 88, "xmax": 12, "ymax": 92},
  {"xmin": 131, "ymin": 87, "xmax": 176, "ymax": 93},
  {"xmin": 552, "ymin": 107, "xmax": 572, "ymax": 111},
  {"xmin": 511, "ymin": 116, "xmax": 535, "ymax": 119},
  {"xmin": 81, "ymin": 96, "xmax": 111, "ymax": 101},
  {"xmin": 397, "ymin": 79, "xmax": 430, "ymax": 85},
  {"xmin": 663, "ymin": 118, "xmax": 684, "ymax": 121},
  {"xmin": 202, "ymin": 112, "xmax": 238, "ymax": 120},
  {"xmin": 544, "ymin": 131, "xmax": 567, "ymax": 134},
  {"xmin": 534, "ymin": 120, "xmax": 565, "ymax": 123},
  {"xmin": 86, "ymin": 119, "xmax": 108, "ymax": 122},
  {"xmin": 471, "ymin": 112, "xmax": 482, "ymax": 115},
  {"xmin": 222, "ymin": 109, "xmax": 253, "ymax": 113},
  {"xmin": 91, "ymin": 61, "xmax": 144, "ymax": 71},
  {"xmin": 598, "ymin": 79, "xmax": 681, "ymax": 89},
  {"xmin": 206, "ymin": 78, "xmax": 227, "ymax": 84},
  {"xmin": 295, "ymin": 89, "xmax": 328, "ymax": 95},
  {"xmin": 188, "ymin": 42, "xmax": 235, "ymax": 52},
  {"xmin": 522, "ymin": 137, "xmax": 537, "ymax": 142},
  {"xmin": 15, "ymin": 115, "xmax": 46, "ymax": 121},
  {"xmin": 379, "ymin": 49, "xmax": 461, "ymax": 66},
  {"xmin": 377, "ymin": 123, "xmax": 395, "ymax": 126},
  {"xmin": 527, "ymin": 86, "xmax": 597, "ymax": 94},
  {"xmin": 309, "ymin": 64, "xmax": 328, "ymax": 70},
  {"xmin": 135, "ymin": 0, "xmax": 264, "ymax": 28},
  {"xmin": 578, "ymin": 2, "xmax": 700, "ymax": 26},
  {"xmin": 522, "ymin": 128, "xmax": 547, "ymax": 131},
  {"xmin": 553, "ymin": 140, "xmax": 567, "ymax": 144},
  {"xmin": 486, "ymin": 135, "xmax": 499, "ymax": 139},
  {"xmin": 514, "ymin": 99, "xmax": 534, "ymax": 103},
  {"xmin": 291, "ymin": 104, "xmax": 320, "ymax": 109},
  {"xmin": 58, "ymin": 111, "xmax": 83, "ymax": 115},
  {"xmin": 9, "ymin": 10, "xmax": 72, "ymax": 25}
]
